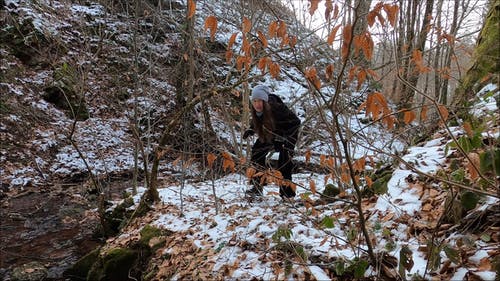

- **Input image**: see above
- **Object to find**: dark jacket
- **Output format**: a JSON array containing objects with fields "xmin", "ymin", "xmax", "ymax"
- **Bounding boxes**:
[{"xmin": 251, "ymin": 94, "xmax": 301, "ymax": 146}]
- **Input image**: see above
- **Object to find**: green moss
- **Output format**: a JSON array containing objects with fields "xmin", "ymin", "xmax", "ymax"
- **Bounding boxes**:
[
  {"xmin": 11, "ymin": 262, "xmax": 48, "ymax": 281},
  {"xmin": 362, "ymin": 168, "xmax": 393, "ymax": 197},
  {"xmin": 88, "ymin": 248, "xmax": 138, "ymax": 281},
  {"xmin": 0, "ymin": 18, "xmax": 48, "ymax": 65},
  {"xmin": 0, "ymin": 99, "xmax": 9, "ymax": 114},
  {"xmin": 322, "ymin": 184, "xmax": 340, "ymax": 198},
  {"xmin": 454, "ymin": 0, "xmax": 500, "ymax": 109},
  {"xmin": 139, "ymin": 224, "xmax": 162, "ymax": 245},
  {"xmin": 103, "ymin": 197, "xmax": 135, "ymax": 236},
  {"xmin": 42, "ymin": 85, "xmax": 89, "ymax": 120},
  {"xmin": 142, "ymin": 265, "xmax": 159, "ymax": 281},
  {"xmin": 63, "ymin": 247, "xmax": 100, "ymax": 280}
]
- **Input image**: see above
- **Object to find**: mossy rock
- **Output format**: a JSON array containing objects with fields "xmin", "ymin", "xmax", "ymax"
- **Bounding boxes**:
[
  {"xmin": 87, "ymin": 248, "xmax": 138, "ymax": 281},
  {"xmin": 321, "ymin": 184, "xmax": 341, "ymax": 203},
  {"xmin": 0, "ymin": 18, "xmax": 49, "ymax": 66},
  {"xmin": 104, "ymin": 197, "xmax": 135, "ymax": 236},
  {"xmin": 453, "ymin": 0, "xmax": 500, "ymax": 110},
  {"xmin": 139, "ymin": 224, "xmax": 172, "ymax": 252},
  {"xmin": 63, "ymin": 247, "xmax": 100, "ymax": 280},
  {"xmin": 67, "ymin": 225, "xmax": 170, "ymax": 281},
  {"xmin": 42, "ymin": 85, "xmax": 89, "ymax": 121},
  {"xmin": 140, "ymin": 225, "xmax": 162, "ymax": 244},
  {"xmin": 362, "ymin": 167, "xmax": 393, "ymax": 197},
  {"xmin": 11, "ymin": 261, "xmax": 48, "ymax": 281}
]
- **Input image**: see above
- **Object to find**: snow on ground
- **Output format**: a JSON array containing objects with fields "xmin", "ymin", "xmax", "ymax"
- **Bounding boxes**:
[
  {"xmin": 124, "ymin": 126, "xmax": 498, "ymax": 279},
  {"xmin": 49, "ymin": 117, "xmax": 136, "ymax": 176}
]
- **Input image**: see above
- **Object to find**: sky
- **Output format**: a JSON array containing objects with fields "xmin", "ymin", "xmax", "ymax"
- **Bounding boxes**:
[{"xmin": 281, "ymin": 0, "xmax": 489, "ymax": 43}]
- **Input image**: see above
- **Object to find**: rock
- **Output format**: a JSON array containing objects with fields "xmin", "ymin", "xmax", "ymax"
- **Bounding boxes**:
[{"xmin": 11, "ymin": 262, "xmax": 48, "ymax": 281}]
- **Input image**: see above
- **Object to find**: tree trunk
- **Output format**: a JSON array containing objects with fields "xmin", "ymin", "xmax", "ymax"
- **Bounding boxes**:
[
  {"xmin": 352, "ymin": 0, "xmax": 372, "ymax": 69},
  {"xmin": 398, "ymin": 0, "xmax": 434, "ymax": 114},
  {"xmin": 433, "ymin": 0, "xmax": 444, "ymax": 100},
  {"xmin": 439, "ymin": 0, "xmax": 459, "ymax": 105},
  {"xmin": 452, "ymin": 0, "xmax": 499, "ymax": 111},
  {"xmin": 451, "ymin": 0, "xmax": 500, "ymax": 113}
]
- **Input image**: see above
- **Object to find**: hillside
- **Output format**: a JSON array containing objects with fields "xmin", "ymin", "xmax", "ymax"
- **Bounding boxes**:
[{"xmin": 1, "ymin": 0, "xmax": 499, "ymax": 280}]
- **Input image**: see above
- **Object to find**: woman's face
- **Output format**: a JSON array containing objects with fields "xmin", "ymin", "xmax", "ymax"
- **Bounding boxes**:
[{"xmin": 252, "ymin": 99, "xmax": 264, "ymax": 113}]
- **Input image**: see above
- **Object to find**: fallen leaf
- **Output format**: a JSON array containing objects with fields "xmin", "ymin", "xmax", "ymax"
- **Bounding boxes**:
[{"xmin": 477, "ymin": 257, "xmax": 491, "ymax": 271}]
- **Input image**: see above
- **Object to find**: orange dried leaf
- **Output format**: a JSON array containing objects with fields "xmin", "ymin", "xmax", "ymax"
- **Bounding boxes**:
[
  {"xmin": 438, "ymin": 104, "xmax": 449, "ymax": 124},
  {"xmin": 341, "ymin": 172, "xmax": 350, "ymax": 184},
  {"xmin": 333, "ymin": 4, "xmax": 339, "ymax": 19},
  {"xmin": 403, "ymin": 110, "xmax": 416, "ymax": 125},
  {"xmin": 383, "ymin": 4, "xmax": 399, "ymax": 27},
  {"xmin": 325, "ymin": 64, "xmax": 335, "ymax": 80},
  {"xmin": 305, "ymin": 149, "xmax": 312, "ymax": 164},
  {"xmin": 319, "ymin": 154, "xmax": 326, "ymax": 167},
  {"xmin": 242, "ymin": 17, "xmax": 251, "ymax": 34},
  {"xmin": 207, "ymin": 153, "xmax": 217, "ymax": 169},
  {"xmin": 280, "ymin": 35, "xmax": 289, "ymax": 48},
  {"xmin": 357, "ymin": 69, "xmax": 367, "ymax": 89},
  {"xmin": 269, "ymin": 62, "xmax": 280, "ymax": 79},
  {"xmin": 323, "ymin": 174, "xmax": 331, "ymax": 185},
  {"xmin": 223, "ymin": 159, "xmax": 235, "ymax": 172},
  {"xmin": 241, "ymin": 37, "xmax": 251, "ymax": 55},
  {"xmin": 341, "ymin": 42, "xmax": 349, "ymax": 59},
  {"xmin": 478, "ymin": 257, "xmax": 492, "ymax": 271},
  {"xmin": 384, "ymin": 115, "xmax": 396, "ymax": 129},
  {"xmin": 326, "ymin": 156, "xmax": 334, "ymax": 169},
  {"xmin": 288, "ymin": 35, "xmax": 297, "ymax": 48},
  {"xmin": 225, "ymin": 50, "xmax": 233, "ymax": 63},
  {"xmin": 204, "ymin": 16, "xmax": 218, "ymax": 41},
  {"xmin": 324, "ymin": 0, "xmax": 333, "ymax": 20},
  {"xmin": 327, "ymin": 25, "xmax": 341, "ymax": 45},
  {"xmin": 257, "ymin": 57, "xmax": 268, "ymax": 74},
  {"xmin": 310, "ymin": 180, "xmax": 317, "ymax": 194},
  {"xmin": 343, "ymin": 24, "xmax": 352, "ymax": 44},
  {"xmin": 187, "ymin": 0, "xmax": 196, "ymax": 19},
  {"xmin": 257, "ymin": 30, "xmax": 268, "ymax": 48},
  {"xmin": 228, "ymin": 32, "xmax": 238, "ymax": 49},
  {"xmin": 278, "ymin": 21, "xmax": 287, "ymax": 38},
  {"xmin": 412, "ymin": 50, "xmax": 431, "ymax": 73},
  {"xmin": 319, "ymin": 236, "xmax": 329, "ymax": 246},
  {"xmin": 309, "ymin": 0, "xmax": 320, "ymax": 15},
  {"xmin": 246, "ymin": 167, "xmax": 256, "ymax": 179},
  {"xmin": 236, "ymin": 55, "xmax": 245, "ymax": 71},
  {"xmin": 420, "ymin": 105, "xmax": 428, "ymax": 121},
  {"xmin": 367, "ymin": 10, "xmax": 377, "ymax": 27},
  {"xmin": 365, "ymin": 176, "xmax": 373, "ymax": 187},
  {"xmin": 353, "ymin": 158, "xmax": 366, "ymax": 172},
  {"xmin": 362, "ymin": 33, "xmax": 374, "ymax": 59},
  {"xmin": 268, "ymin": 21, "xmax": 278, "ymax": 38},
  {"xmin": 480, "ymin": 73, "xmax": 492, "ymax": 83},
  {"xmin": 365, "ymin": 68, "xmax": 378, "ymax": 79},
  {"xmin": 467, "ymin": 153, "xmax": 480, "ymax": 180},
  {"xmin": 463, "ymin": 122, "xmax": 473, "ymax": 137}
]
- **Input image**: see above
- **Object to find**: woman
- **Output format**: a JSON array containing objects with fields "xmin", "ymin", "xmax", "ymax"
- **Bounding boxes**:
[{"xmin": 242, "ymin": 85, "xmax": 301, "ymax": 198}]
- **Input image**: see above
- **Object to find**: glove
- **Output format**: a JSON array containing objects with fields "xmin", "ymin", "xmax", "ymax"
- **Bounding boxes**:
[
  {"xmin": 273, "ymin": 139, "xmax": 284, "ymax": 151},
  {"xmin": 243, "ymin": 129, "xmax": 254, "ymax": 140}
]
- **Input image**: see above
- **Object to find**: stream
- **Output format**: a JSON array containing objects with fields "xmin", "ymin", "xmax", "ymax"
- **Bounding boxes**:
[{"xmin": 0, "ymin": 180, "xmax": 128, "ymax": 280}]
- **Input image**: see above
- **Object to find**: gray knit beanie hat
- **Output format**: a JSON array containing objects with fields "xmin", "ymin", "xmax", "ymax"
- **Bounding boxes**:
[{"xmin": 251, "ymin": 85, "xmax": 270, "ymax": 102}]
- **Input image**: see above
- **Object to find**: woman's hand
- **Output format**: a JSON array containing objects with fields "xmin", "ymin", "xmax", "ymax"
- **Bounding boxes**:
[{"xmin": 243, "ymin": 129, "xmax": 254, "ymax": 139}]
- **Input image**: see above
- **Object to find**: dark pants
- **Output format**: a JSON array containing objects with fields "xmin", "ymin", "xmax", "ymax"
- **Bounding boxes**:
[{"xmin": 251, "ymin": 139, "xmax": 296, "ymax": 197}]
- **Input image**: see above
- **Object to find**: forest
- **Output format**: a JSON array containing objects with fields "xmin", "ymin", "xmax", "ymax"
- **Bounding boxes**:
[{"xmin": 0, "ymin": 0, "xmax": 499, "ymax": 280}]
